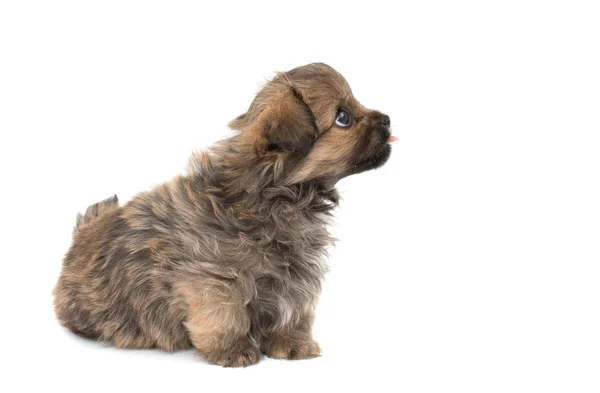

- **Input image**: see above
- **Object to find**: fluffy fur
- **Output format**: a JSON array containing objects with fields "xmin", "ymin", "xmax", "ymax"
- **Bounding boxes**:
[{"xmin": 53, "ymin": 63, "xmax": 393, "ymax": 367}]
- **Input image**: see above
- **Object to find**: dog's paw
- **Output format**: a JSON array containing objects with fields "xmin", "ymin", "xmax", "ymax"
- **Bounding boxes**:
[
  {"xmin": 263, "ymin": 338, "xmax": 321, "ymax": 360},
  {"xmin": 207, "ymin": 344, "xmax": 261, "ymax": 368}
]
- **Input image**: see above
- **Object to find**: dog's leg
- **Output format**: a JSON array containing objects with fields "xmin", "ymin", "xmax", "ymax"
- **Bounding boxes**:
[
  {"xmin": 176, "ymin": 282, "xmax": 261, "ymax": 367},
  {"xmin": 261, "ymin": 312, "xmax": 321, "ymax": 360}
]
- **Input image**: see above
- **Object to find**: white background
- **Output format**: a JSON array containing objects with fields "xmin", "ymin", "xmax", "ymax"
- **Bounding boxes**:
[{"xmin": 1, "ymin": 1, "xmax": 599, "ymax": 392}]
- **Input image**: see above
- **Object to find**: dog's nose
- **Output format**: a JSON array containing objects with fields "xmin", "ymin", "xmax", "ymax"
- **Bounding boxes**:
[{"xmin": 379, "ymin": 114, "xmax": 391, "ymax": 126}]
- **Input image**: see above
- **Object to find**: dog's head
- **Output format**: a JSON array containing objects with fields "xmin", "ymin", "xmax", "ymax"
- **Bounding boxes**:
[{"xmin": 229, "ymin": 63, "xmax": 396, "ymax": 185}]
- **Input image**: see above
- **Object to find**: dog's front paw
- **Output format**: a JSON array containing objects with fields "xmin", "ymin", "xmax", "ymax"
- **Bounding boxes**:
[
  {"xmin": 205, "ymin": 341, "xmax": 261, "ymax": 367},
  {"xmin": 262, "ymin": 338, "xmax": 321, "ymax": 360}
]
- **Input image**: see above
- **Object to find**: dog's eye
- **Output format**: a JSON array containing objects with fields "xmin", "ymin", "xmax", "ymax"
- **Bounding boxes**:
[{"xmin": 335, "ymin": 109, "xmax": 352, "ymax": 128}]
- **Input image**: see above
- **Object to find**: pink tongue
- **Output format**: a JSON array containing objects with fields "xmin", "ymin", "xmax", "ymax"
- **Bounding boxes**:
[{"xmin": 388, "ymin": 136, "xmax": 399, "ymax": 143}]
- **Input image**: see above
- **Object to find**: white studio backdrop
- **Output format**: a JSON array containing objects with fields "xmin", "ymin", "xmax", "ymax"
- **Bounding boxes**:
[{"xmin": 1, "ymin": 1, "xmax": 599, "ymax": 392}]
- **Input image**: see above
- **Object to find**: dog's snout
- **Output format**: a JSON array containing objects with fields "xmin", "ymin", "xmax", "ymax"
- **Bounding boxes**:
[{"xmin": 379, "ymin": 114, "xmax": 391, "ymax": 126}]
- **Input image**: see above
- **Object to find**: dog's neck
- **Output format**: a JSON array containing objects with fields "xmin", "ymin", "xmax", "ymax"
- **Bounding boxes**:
[{"xmin": 187, "ymin": 136, "xmax": 340, "ymax": 215}]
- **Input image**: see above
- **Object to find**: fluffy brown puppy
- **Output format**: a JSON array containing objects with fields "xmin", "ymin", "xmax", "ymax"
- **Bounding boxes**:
[{"xmin": 54, "ymin": 63, "xmax": 395, "ymax": 367}]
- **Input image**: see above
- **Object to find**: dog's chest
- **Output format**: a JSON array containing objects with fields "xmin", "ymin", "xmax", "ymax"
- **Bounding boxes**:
[
  {"xmin": 248, "ymin": 212, "xmax": 332, "ymax": 328},
  {"xmin": 259, "ymin": 210, "xmax": 332, "ymax": 267}
]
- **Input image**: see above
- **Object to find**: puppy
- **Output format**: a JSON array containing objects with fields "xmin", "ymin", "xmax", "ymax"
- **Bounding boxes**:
[{"xmin": 54, "ymin": 63, "xmax": 396, "ymax": 367}]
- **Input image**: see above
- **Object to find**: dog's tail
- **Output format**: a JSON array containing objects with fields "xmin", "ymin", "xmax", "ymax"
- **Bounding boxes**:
[{"xmin": 74, "ymin": 194, "xmax": 119, "ymax": 232}]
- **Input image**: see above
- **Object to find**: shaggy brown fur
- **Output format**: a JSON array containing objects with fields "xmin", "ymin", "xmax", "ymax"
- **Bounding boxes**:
[{"xmin": 53, "ymin": 63, "xmax": 394, "ymax": 367}]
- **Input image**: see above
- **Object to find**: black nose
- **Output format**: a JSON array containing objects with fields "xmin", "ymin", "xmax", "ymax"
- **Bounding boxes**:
[{"xmin": 379, "ymin": 114, "xmax": 391, "ymax": 126}]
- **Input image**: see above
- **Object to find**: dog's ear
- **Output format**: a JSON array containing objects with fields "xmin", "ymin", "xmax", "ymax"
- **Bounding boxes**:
[{"xmin": 229, "ymin": 81, "xmax": 318, "ymax": 156}]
